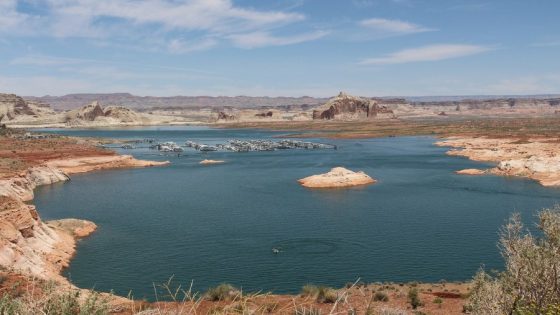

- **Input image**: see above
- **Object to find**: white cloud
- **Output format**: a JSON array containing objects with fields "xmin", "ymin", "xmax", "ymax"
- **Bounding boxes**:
[
  {"xmin": 47, "ymin": 0, "xmax": 304, "ymax": 34},
  {"xmin": 0, "ymin": 0, "xmax": 311, "ymax": 51},
  {"xmin": 359, "ymin": 18, "xmax": 434, "ymax": 35},
  {"xmin": 229, "ymin": 30, "xmax": 329, "ymax": 49},
  {"xmin": 360, "ymin": 44, "xmax": 491, "ymax": 65}
]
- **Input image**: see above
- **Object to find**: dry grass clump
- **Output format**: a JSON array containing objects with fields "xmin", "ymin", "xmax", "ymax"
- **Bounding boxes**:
[{"xmin": 467, "ymin": 206, "xmax": 560, "ymax": 314}]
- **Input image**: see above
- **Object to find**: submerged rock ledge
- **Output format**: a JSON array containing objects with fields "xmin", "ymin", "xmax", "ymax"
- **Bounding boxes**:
[{"xmin": 298, "ymin": 167, "xmax": 376, "ymax": 188}]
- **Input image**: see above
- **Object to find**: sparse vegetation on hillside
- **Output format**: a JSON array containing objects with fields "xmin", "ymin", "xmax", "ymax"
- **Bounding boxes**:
[
  {"xmin": 467, "ymin": 206, "xmax": 560, "ymax": 314},
  {"xmin": 0, "ymin": 280, "xmax": 109, "ymax": 315}
]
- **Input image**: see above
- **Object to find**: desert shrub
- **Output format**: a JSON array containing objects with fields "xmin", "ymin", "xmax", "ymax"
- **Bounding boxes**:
[
  {"xmin": 205, "ymin": 283, "xmax": 239, "ymax": 301},
  {"xmin": 0, "ymin": 294, "xmax": 19, "ymax": 314},
  {"xmin": 373, "ymin": 291, "xmax": 389, "ymax": 302},
  {"xmin": 316, "ymin": 287, "xmax": 337, "ymax": 303},
  {"xmin": 468, "ymin": 207, "xmax": 560, "ymax": 314},
  {"xmin": 300, "ymin": 285, "xmax": 337, "ymax": 303},
  {"xmin": 408, "ymin": 288, "xmax": 422, "ymax": 309}
]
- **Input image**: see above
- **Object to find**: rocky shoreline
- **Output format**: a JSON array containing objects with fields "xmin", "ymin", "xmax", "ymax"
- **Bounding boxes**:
[
  {"xmin": 0, "ymin": 152, "xmax": 168, "ymax": 285},
  {"xmin": 436, "ymin": 137, "xmax": 560, "ymax": 186}
]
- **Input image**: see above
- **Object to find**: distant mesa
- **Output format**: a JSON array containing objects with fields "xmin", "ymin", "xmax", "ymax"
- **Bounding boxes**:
[
  {"xmin": 200, "ymin": 159, "xmax": 225, "ymax": 165},
  {"xmin": 298, "ymin": 167, "xmax": 376, "ymax": 188},
  {"xmin": 312, "ymin": 92, "xmax": 393, "ymax": 120}
]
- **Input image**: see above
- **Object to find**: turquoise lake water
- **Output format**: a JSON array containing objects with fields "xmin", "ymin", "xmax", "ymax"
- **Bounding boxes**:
[{"xmin": 33, "ymin": 126, "xmax": 560, "ymax": 299}]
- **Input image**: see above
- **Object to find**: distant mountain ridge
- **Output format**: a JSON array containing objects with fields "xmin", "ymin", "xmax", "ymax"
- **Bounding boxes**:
[
  {"xmin": 25, "ymin": 93, "xmax": 329, "ymax": 110},
  {"xmin": 24, "ymin": 93, "xmax": 560, "ymax": 110}
]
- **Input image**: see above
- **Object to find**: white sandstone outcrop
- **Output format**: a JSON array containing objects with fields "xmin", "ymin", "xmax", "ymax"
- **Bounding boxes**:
[{"xmin": 298, "ymin": 167, "xmax": 376, "ymax": 188}]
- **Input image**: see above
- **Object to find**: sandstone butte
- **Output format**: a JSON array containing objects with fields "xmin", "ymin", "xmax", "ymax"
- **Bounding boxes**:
[
  {"xmin": 200, "ymin": 159, "xmax": 225, "ymax": 165},
  {"xmin": 436, "ymin": 137, "xmax": 560, "ymax": 186},
  {"xmin": 0, "ymin": 151, "xmax": 168, "ymax": 287},
  {"xmin": 298, "ymin": 167, "xmax": 376, "ymax": 188}
]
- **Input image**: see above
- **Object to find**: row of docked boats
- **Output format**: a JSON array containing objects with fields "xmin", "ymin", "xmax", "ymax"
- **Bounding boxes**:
[
  {"xmin": 123, "ymin": 139, "xmax": 335, "ymax": 153},
  {"xmin": 149, "ymin": 141, "xmax": 184, "ymax": 152},
  {"xmin": 187, "ymin": 139, "xmax": 335, "ymax": 152}
]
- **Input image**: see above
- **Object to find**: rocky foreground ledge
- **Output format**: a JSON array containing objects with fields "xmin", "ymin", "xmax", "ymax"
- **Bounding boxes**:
[
  {"xmin": 298, "ymin": 167, "xmax": 376, "ymax": 188},
  {"xmin": 436, "ymin": 137, "xmax": 560, "ymax": 186}
]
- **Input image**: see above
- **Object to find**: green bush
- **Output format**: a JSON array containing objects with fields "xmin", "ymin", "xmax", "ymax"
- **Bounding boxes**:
[
  {"xmin": 468, "ymin": 208, "xmax": 560, "ymax": 314},
  {"xmin": 408, "ymin": 288, "xmax": 423, "ymax": 309}
]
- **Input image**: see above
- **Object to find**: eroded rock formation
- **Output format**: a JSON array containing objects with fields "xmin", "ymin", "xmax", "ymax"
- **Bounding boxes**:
[
  {"xmin": 0, "ymin": 93, "xmax": 56, "ymax": 121},
  {"xmin": 312, "ymin": 92, "xmax": 393, "ymax": 120}
]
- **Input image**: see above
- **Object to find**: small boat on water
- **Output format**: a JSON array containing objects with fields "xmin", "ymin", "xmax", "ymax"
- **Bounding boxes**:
[
  {"xmin": 272, "ymin": 248, "xmax": 280, "ymax": 254},
  {"xmin": 199, "ymin": 145, "xmax": 218, "ymax": 152}
]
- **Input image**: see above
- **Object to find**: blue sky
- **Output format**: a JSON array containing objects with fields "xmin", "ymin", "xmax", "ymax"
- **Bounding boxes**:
[{"xmin": 1, "ymin": 0, "xmax": 559, "ymax": 97}]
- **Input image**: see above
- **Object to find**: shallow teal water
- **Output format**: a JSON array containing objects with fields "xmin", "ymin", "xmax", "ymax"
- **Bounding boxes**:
[{"xmin": 33, "ymin": 126, "xmax": 560, "ymax": 299}]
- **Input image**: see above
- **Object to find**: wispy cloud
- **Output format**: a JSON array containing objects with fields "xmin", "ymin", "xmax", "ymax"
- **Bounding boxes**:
[
  {"xmin": 360, "ymin": 44, "xmax": 492, "ymax": 65},
  {"xmin": 359, "ymin": 18, "xmax": 434, "ymax": 35},
  {"xmin": 0, "ymin": 0, "xmax": 312, "ymax": 52},
  {"xmin": 229, "ymin": 30, "xmax": 329, "ymax": 49}
]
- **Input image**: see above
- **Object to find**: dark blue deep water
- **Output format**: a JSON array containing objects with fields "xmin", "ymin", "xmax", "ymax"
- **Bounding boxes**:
[{"xmin": 33, "ymin": 126, "xmax": 560, "ymax": 299}]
